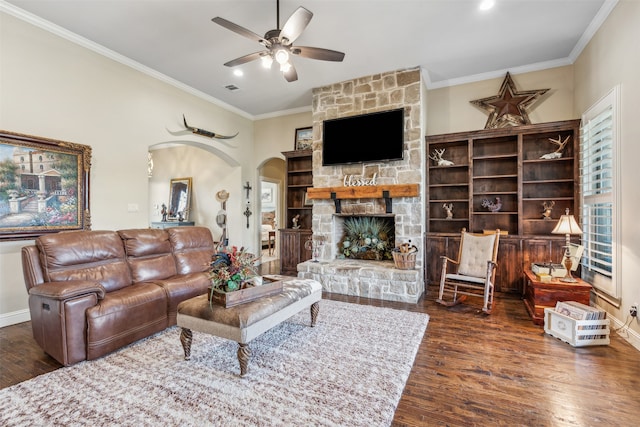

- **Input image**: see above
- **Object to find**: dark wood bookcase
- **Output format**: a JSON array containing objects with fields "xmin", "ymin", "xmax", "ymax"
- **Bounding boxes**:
[
  {"xmin": 425, "ymin": 119, "xmax": 581, "ymax": 293},
  {"xmin": 279, "ymin": 149, "xmax": 313, "ymax": 275}
]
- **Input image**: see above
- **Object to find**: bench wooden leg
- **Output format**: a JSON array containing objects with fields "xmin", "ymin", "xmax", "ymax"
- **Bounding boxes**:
[
  {"xmin": 237, "ymin": 343, "xmax": 251, "ymax": 376},
  {"xmin": 180, "ymin": 327, "xmax": 192, "ymax": 360},
  {"xmin": 310, "ymin": 301, "xmax": 319, "ymax": 327}
]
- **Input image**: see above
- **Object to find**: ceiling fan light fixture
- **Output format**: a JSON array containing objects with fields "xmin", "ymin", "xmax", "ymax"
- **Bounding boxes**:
[
  {"xmin": 279, "ymin": 62, "xmax": 292, "ymax": 72},
  {"xmin": 261, "ymin": 55, "xmax": 274, "ymax": 69},
  {"xmin": 274, "ymin": 48, "xmax": 289, "ymax": 65},
  {"xmin": 479, "ymin": 0, "xmax": 495, "ymax": 11},
  {"xmin": 213, "ymin": 1, "xmax": 344, "ymax": 83}
]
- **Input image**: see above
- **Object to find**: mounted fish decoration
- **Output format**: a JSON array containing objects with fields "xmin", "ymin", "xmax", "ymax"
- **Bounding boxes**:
[{"xmin": 182, "ymin": 115, "xmax": 238, "ymax": 139}]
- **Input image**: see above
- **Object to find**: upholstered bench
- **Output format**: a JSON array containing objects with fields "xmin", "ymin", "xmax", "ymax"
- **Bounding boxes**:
[{"xmin": 176, "ymin": 277, "xmax": 322, "ymax": 376}]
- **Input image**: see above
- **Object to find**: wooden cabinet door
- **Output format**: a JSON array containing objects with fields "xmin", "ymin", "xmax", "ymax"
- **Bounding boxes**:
[
  {"xmin": 495, "ymin": 238, "xmax": 522, "ymax": 293},
  {"xmin": 279, "ymin": 229, "xmax": 313, "ymax": 275},
  {"xmin": 425, "ymin": 235, "xmax": 461, "ymax": 287},
  {"xmin": 425, "ymin": 236, "xmax": 446, "ymax": 286},
  {"xmin": 279, "ymin": 230, "xmax": 300, "ymax": 275}
]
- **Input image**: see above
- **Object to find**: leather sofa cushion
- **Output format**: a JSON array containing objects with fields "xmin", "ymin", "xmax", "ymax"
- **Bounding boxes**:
[
  {"xmin": 85, "ymin": 282, "xmax": 168, "ymax": 359},
  {"xmin": 168, "ymin": 227, "xmax": 214, "ymax": 275},
  {"xmin": 154, "ymin": 272, "xmax": 211, "ymax": 325},
  {"xmin": 37, "ymin": 230, "xmax": 132, "ymax": 292},
  {"xmin": 119, "ymin": 229, "xmax": 177, "ymax": 282}
]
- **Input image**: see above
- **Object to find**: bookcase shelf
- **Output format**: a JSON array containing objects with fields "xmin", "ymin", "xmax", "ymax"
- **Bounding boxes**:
[
  {"xmin": 425, "ymin": 119, "xmax": 581, "ymax": 293},
  {"xmin": 280, "ymin": 149, "xmax": 313, "ymax": 275}
]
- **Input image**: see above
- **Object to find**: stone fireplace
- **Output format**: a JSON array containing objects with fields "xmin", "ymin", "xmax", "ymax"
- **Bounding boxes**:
[{"xmin": 297, "ymin": 67, "xmax": 425, "ymax": 303}]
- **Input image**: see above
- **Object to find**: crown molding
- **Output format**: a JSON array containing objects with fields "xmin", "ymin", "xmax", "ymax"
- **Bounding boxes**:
[
  {"xmin": 424, "ymin": 58, "xmax": 572, "ymax": 90},
  {"xmin": 0, "ymin": 1, "xmax": 255, "ymax": 121},
  {"xmin": 568, "ymin": 0, "xmax": 619, "ymax": 63},
  {"xmin": 424, "ymin": 0, "xmax": 619, "ymax": 90}
]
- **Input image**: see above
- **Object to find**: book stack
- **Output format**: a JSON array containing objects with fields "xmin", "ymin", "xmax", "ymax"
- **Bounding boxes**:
[
  {"xmin": 532, "ymin": 262, "xmax": 566, "ymax": 278},
  {"xmin": 544, "ymin": 301, "xmax": 610, "ymax": 347}
]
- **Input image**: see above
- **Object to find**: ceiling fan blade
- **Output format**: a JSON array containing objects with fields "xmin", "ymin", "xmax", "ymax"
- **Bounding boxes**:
[
  {"xmin": 293, "ymin": 46, "xmax": 345, "ymax": 62},
  {"xmin": 283, "ymin": 63, "xmax": 298, "ymax": 82},
  {"xmin": 280, "ymin": 7, "xmax": 313, "ymax": 44},
  {"xmin": 212, "ymin": 17, "xmax": 266, "ymax": 44},
  {"xmin": 223, "ymin": 51, "xmax": 265, "ymax": 67}
]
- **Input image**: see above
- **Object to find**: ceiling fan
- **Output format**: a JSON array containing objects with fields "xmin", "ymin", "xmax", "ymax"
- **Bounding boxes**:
[{"xmin": 212, "ymin": 0, "xmax": 345, "ymax": 82}]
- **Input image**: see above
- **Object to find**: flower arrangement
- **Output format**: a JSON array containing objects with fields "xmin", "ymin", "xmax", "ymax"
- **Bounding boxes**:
[
  {"xmin": 339, "ymin": 217, "xmax": 394, "ymax": 261},
  {"xmin": 209, "ymin": 246, "xmax": 259, "ymax": 293}
]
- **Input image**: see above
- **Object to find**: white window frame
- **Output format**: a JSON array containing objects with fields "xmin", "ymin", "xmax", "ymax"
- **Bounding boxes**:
[{"xmin": 580, "ymin": 85, "xmax": 621, "ymax": 299}]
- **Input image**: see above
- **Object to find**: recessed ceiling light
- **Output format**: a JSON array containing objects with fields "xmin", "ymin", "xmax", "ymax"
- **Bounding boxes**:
[
  {"xmin": 233, "ymin": 69, "xmax": 243, "ymax": 77},
  {"xmin": 479, "ymin": 0, "xmax": 495, "ymax": 11}
]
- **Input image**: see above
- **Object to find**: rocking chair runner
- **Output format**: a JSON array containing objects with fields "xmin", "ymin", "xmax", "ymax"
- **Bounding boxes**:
[{"xmin": 436, "ymin": 228, "xmax": 500, "ymax": 313}]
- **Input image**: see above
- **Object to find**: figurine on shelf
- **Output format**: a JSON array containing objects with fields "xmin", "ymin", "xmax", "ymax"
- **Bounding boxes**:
[
  {"xmin": 540, "ymin": 135, "xmax": 570, "ymax": 160},
  {"xmin": 292, "ymin": 214, "xmax": 301, "ymax": 229},
  {"xmin": 542, "ymin": 200, "xmax": 555, "ymax": 220},
  {"xmin": 443, "ymin": 203, "xmax": 454, "ymax": 219},
  {"xmin": 482, "ymin": 197, "xmax": 502, "ymax": 212},
  {"xmin": 429, "ymin": 148, "xmax": 454, "ymax": 166},
  {"xmin": 161, "ymin": 203, "xmax": 168, "ymax": 222}
]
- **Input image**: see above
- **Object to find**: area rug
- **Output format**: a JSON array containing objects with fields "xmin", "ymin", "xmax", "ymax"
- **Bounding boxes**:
[{"xmin": 0, "ymin": 299, "xmax": 428, "ymax": 427}]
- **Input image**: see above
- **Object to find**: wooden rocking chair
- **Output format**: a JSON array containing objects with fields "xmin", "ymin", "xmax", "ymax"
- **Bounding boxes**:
[{"xmin": 436, "ymin": 228, "xmax": 500, "ymax": 314}]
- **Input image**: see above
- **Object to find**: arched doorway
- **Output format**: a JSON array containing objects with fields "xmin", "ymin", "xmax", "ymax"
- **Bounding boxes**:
[
  {"xmin": 148, "ymin": 140, "xmax": 241, "ymax": 247},
  {"xmin": 257, "ymin": 157, "xmax": 286, "ymax": 264}
]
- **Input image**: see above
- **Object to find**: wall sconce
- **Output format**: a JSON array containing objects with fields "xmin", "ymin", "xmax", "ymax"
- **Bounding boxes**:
[{"xmin": 551, "ymin": 208, "xmax": 583, "ymax": 282}]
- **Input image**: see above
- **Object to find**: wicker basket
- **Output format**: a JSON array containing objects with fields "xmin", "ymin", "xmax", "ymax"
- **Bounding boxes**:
[{"xmin": 392, "ymin": 249, "xmax": 417, "ymax": 270}]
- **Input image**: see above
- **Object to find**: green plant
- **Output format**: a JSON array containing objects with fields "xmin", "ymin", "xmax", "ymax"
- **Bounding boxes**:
[{"xmin": 339, "ymin": 217, "xmax": 394, "ymax": 260}]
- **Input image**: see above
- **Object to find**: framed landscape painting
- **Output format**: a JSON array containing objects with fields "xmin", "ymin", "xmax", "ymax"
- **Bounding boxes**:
[
  {"xmin": 294, "ymin": 127, "xmax": 313, "ymax": 150},
  {"xmin": 0, "ymin": 131, "xmax": 91, "ymax": 241}
]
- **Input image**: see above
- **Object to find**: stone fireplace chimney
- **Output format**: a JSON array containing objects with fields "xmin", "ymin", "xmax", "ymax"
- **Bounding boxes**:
[{"xmin": 298, "ymin": 67, "xmax": 425, "ymax": 303}]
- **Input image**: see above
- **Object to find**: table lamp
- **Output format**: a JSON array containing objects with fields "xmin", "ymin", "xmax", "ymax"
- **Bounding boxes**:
[{"xmin": 551, "ymin": 208, "xmax": 583, "ymax": 282}]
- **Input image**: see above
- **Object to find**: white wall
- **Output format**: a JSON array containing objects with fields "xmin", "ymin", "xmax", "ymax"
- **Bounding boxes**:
[
  {"xmin": 427, "ymin": 66, "xmax": 575, "ymax": 135},
  {"xmin": 574, "ymin": 0, "xmax": 640, "ymax": 342},
  {"xmin": 0, "ymin": 12, "xmax": 255, "ymax": 324}
]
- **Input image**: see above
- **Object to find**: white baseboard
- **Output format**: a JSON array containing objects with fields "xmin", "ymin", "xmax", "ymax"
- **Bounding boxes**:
[
  {"xmin": 609, "ymin": 314, "xmax": 640, "ymax": 351},
  {"xmin": 0, "ymin": 309, "xmax": 31, "ymax": 328}
]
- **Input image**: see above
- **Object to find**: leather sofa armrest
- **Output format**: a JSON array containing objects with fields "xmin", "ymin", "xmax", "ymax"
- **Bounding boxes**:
[{"xmin": 29, "ymin": 280, "xmax": 106, "ymax": 301}]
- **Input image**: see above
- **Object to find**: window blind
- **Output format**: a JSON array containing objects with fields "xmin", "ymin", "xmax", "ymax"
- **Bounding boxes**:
[{"xmin": 580, "ymin": 86, "xmax": 620, "ymax": 298}]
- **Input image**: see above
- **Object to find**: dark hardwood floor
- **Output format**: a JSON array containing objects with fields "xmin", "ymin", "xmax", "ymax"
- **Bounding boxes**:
[{"xmin": 2, "ymin": 260, "xmax": 639, "ymax": 426}]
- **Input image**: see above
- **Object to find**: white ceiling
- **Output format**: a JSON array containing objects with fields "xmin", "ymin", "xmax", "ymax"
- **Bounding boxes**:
[{"xmin": 3, "ymin": 0, "xmax": 615, "ymax": 118}]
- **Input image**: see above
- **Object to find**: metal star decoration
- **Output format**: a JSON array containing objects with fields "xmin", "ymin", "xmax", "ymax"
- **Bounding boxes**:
[{"xmin": 470, "ymin": 72, "xmax": 549, "ymax": 129}]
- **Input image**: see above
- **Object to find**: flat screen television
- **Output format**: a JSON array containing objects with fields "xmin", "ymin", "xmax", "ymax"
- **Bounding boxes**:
[{"xmin": 322, "ymin": 108, "xmax": 404, "ymax": 166}]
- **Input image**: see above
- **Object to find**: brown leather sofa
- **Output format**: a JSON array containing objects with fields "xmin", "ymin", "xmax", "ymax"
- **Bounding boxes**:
[{"xmin": 21, "ymin": 226, "xmax": 214, "ymax": 366}]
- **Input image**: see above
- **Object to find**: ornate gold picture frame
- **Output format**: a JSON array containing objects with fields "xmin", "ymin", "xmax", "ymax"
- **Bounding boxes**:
[{"xmin": 0, "ymin": 131, "xmax": 91, "ymax": 240}]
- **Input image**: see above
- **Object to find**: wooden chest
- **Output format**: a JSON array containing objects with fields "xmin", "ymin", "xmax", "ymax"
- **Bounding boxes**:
[{"xmin": 523, "ymin": 269, "xmax": 592, "ymax": 325}]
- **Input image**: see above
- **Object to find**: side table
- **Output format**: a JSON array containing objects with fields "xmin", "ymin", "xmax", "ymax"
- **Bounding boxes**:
[
  {"xmin": 523, "ymin": 269, "xmax": 592, "ymax": 325},
  {"xmin": 151, "ymin": 221, "xmax": 195, "ymax": 229}
]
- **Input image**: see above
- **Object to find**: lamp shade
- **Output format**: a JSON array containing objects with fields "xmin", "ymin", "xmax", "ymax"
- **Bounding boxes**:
[{"xmin": 551, "ymin": 208, "xmax": 583, "ymax": 235}]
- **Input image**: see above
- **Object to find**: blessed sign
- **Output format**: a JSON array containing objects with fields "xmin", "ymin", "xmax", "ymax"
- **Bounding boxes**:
[{"xmin": 343, "ymin": 173, "xmax": 378, "ymax": 187}]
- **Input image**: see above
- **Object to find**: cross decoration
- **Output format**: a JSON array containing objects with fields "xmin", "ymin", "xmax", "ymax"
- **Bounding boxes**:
[
  {"xmin": 243, "ymin": 181, "xmax": 252, "ymax": 199},
  {"xmin": 243, "ymin": 202, "xmax": 252, "ymax": 229}
]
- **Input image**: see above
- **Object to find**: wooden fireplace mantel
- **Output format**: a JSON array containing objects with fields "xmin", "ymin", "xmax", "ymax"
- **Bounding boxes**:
[
  {"xmin": 306, "ymin": 184, "xmax": 419, "ymax": 200},
  {"xmin": 306, "ymin": 184, "xmax": 419, "ymax": 214}
]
